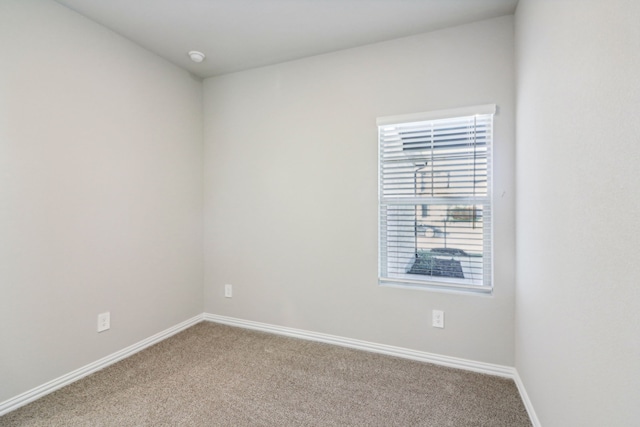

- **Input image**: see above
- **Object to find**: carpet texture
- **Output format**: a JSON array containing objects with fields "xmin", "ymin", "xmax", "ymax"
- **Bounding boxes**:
[{"xmin": 0, "ymin": 322, "xmax": 531, "ymax": 426}]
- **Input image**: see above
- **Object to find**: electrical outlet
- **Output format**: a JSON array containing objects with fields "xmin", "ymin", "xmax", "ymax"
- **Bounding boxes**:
[
  {"xmin": 432, "ymin": 310, "xmax": 444, "ymax": 328},
  {"xmin": 97, "ymin": 312, "xmax": 110, "ymax": 332},
  {"xmin": 224, "ymin": 284, "xmax": 232, "ymax": 298}
]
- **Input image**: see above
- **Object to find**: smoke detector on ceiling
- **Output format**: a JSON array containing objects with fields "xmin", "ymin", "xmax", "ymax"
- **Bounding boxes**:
[{"xmin": 188, "ymin": 51, "xmax": 205, "ymax": 63}]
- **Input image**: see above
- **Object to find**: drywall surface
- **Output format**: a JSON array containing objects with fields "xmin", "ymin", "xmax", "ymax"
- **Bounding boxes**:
[
  {"xmin": 204, "ymin": 16, "xmax": 516, "ymax": 365},
  {"xmin": 515, "ymin": 0, "xmax": 640, "ymax": 425},
  {"xmin": 0, "ymin": 0, "xmax": 203, "ymax": 402}
]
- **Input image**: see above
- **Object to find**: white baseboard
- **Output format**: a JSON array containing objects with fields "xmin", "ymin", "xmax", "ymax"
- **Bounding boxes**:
[
  {"xmin": 513, "ymin": 370, "xmax": 541, "ymax": 427},
  {"xmin": 0, "ymin": 314, "xmax": 203, "ymax": 416},
  {"xmin": 203, "ymin": 313, "xmax": 515, "ymax": 378}
]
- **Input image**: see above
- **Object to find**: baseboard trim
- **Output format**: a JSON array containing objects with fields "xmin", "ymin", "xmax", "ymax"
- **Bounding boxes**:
[
  {"xmin": 513, "ymin": 370, "xmax": 541, "ymax": 427},
  {"xmin": 203, "ymin": 313, "xmax": 515, "ymax": 378},
  {"xmin": 0, "ymin": 314, "xmax": 203, "ymax": 416}
]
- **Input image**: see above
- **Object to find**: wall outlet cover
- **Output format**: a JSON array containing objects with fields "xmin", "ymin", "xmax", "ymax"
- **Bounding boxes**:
[
  {"xmin": 97, "ymin": 312, "xmax": 110, "ymax": 332},
  {"xmin": 432, "ymin": 310, "xmax": 444, "ymax": 328}
]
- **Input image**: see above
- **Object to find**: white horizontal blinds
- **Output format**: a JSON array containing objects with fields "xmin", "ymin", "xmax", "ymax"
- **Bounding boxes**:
[
  {"xmin": 379, "ymin": 109, "xmax": 493, "ymax": 290},
  {"xmin": 380, "ymin": 115, "xmax": 491, "ymax": 200}
]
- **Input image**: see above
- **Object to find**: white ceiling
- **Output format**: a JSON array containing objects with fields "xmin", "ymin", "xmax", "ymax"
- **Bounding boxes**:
[{"xmin": 54, "ymin": 0, "xmax": 518, "ymax": 79}]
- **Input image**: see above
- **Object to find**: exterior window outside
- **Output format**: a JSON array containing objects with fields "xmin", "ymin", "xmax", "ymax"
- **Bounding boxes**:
[{"xmin": 378, "ymin": 105, "xmax": 495, "ymax": 292}]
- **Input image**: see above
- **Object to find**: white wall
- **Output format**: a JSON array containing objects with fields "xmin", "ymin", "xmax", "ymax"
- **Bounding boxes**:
[
  {"xmin": 515, "ymin": 0, "xmax": 640, "ymax": 425},
  {"xmin": 0, "ymin": 0, "xmax": 203, "ymax": 402},
  {"xmin": 203, "ymin": 16, "xmax": 516, "ymax": 365}
]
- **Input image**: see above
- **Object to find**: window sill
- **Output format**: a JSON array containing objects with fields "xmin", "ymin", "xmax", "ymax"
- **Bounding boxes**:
[{"xmin": 379, "ymin": 276, "xmax": 493, "ymax": 295}]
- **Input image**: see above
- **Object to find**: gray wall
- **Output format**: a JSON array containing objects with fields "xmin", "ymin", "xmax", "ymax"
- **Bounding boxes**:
[
  {"xmin": 0, "ymin": 0, "xmax": 203, "ymax": 402},
  {"xmin": 203, "ymin": 16, "xmax": 516, "ymax": 366},
  {"xmin": 515, "ymin": 0, "xmax": 640, "ymax": 425}
]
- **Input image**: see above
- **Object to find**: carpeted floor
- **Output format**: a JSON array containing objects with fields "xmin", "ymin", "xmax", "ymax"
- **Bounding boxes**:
[{"xmin": 0, "ymin": 322, "xmax": 531, "ymax": 426}]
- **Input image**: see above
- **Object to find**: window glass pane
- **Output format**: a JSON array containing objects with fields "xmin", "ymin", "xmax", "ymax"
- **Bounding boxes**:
[
  {"xmin": 381, "ymin": 204, "xmax": 484, "ymax": 285},
  {"xmin": 380, "ymin": 116, "xmax": 490, "ymax": 199}
]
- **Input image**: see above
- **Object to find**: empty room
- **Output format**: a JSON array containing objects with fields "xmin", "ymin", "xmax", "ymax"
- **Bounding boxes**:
[{"xmin": 0, "ymin": 0, "xmax": 638, "ymax": 426}]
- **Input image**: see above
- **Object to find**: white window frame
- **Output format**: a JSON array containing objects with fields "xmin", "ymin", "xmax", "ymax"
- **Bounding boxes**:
[{"xmin": 377, "ymin": 104, "xmax": 495, "ymax": 293}]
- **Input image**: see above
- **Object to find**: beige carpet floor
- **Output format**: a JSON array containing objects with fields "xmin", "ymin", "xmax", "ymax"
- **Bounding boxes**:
[{"xmin": 0, "ymin": 322, "xmax": 531, "ymax": 426}]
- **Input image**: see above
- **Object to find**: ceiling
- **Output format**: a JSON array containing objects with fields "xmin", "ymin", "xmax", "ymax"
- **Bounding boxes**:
[{"xmin": 54, "ymin": 0, "xmax": 518, "ymax": 79}]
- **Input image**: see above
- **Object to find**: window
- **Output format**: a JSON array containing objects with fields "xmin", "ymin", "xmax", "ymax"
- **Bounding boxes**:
[{"xmin": 378, "ymin": 105, "xmax": 495, "ymax": 292}]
